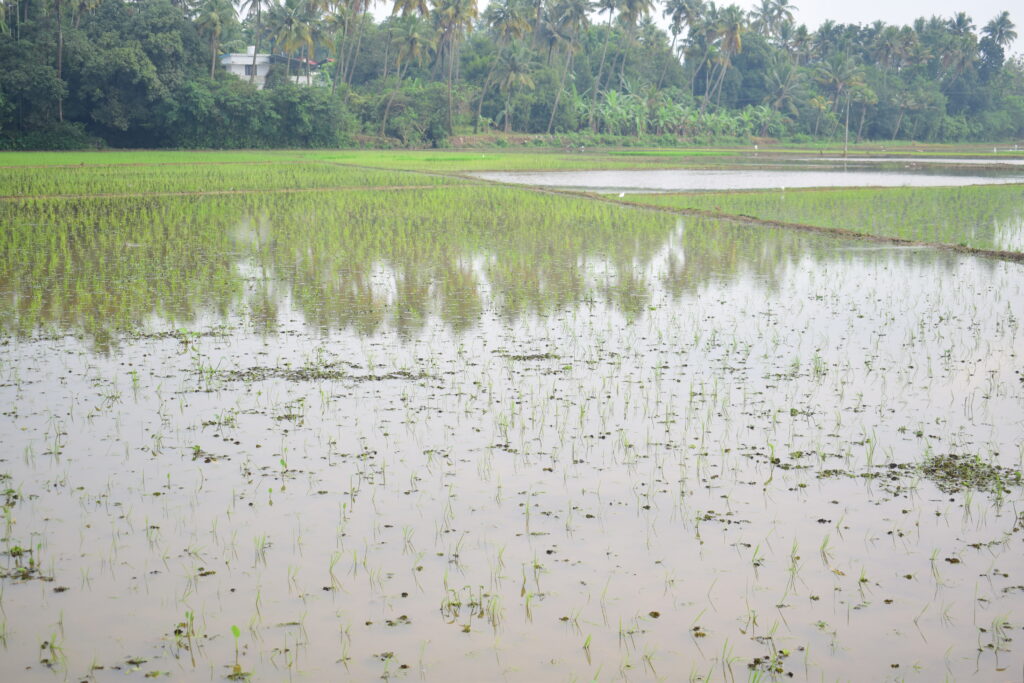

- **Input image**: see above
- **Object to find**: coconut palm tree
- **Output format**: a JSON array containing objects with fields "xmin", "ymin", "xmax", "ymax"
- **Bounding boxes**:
[
  {"xmin": 496, "ymin": 41, "xmax": 537, "ymax": 131},
  {"xmin": 433, "ymin": 0, "xmax": 478, "ymax": 132},
  {"xmin": 870, "ymin": 24, "xmax": 899, "ymax": 72},
  {"xmin": 546, "ymin": 0, "xmax": 591, "ymax": 133},
  {"xmin": 342, "ymin": 0, "xmax": 374, "ymax": 85},
  {"xmin": 272, "ymin": 0, "xmax": 312, "ymax": 79},
  {"xmin": 381, "ymin": 15, "xmax": 435, "ymax": 133},
  {"xmin": 703, "ymin": 3, "xmax": 743, "ymax": 109},
  {"xmin": 663, "ymin": 0, "xmax": 701, "ymax": 40},
  {"xmin": 68, "ymin": 0, "xmax": 100, "ymax": 28},
  {"xmin": 762, "ymin": 56, "xmax": 803, "ymax": 116},
  {"xmin": 983, "ymin": 11, "xmax": 1016, "ymax": 49},
  {"xmin": 474, "ymin": 0, "xmax": 530, "ymax": 131},
  {"xmin": 790, "ymin": 22, "xmax": 810, "ymax": 63},
  {"xmin": 814, "ymin": 52, "xmax": 863, "ymax": 111},
  {"xmin": 53, "ymin": 0, "xmax": 66, "ymax": 119},
  {"xmin": 680, "ymin": 0, "xmax": 718, "ymax": 96},
  {"xmin": 891, "ymin": 89, "xmax": 918, "ymax": 140},
  {"xmin": 392, "ymin": 0, "xmax": 428, "ymax": 17},
  {"xmin": 660, "ymin": 0, "xmax": 702, "ymax": 87},
  {"xmin": 240, "ymin": 0, "xmax": 265, "ymax": 84},
  {"xmin": 747, "ymin": 0, "xmax": 773, "ymax": 37},
  {"xmin": 947, "ymin": 12, "xmax": 974, "ymax": 37},
  {"xmin": 850, "ymin": 82, "xmax": 876, "ymax": 142},
  {"xmin": 195, "ymin": 0, "xmax": 237, "ymax": 78},
  {"xmin": 588, "ymin": 0, "xmax": 618, "ymax": 130},
  {"xmin": 771, "ymin": 0, "xmax": 796, "ymax": 29},
  {"xmin": 389, "ymin": 0, "xmax": 430, "ymax": 84},
  {"xmin": 615, "ymin": 0, "xmax": 654, "ymax": 86},
  {"xmin": 937, "ymin": 31, "xmax": 977, "ymax": 85},
  {"xmin": 321, "ymin": 7, "xmax": 350, "ymax": 92}
]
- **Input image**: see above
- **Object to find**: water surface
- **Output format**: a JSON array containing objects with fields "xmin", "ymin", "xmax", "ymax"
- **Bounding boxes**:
[
  {"xmin": 475, "ymin": 166, "xmax": 1024, "ymax": 192},
  {"xmin": 0, "ymin": 188, "xmax": 1022, "ymax": 682}
]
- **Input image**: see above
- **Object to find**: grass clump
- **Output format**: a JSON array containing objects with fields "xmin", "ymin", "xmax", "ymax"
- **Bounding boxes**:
[{"xmin": 921, "ymin": 453, "xmax": 1024, "ymax": 494}]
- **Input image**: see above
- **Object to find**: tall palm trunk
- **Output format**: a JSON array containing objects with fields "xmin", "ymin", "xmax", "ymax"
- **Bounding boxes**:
[
  {"xmin": 655, "ymin": 33, "xmax": 674, "ymax": 91},
  {"xmin": 381, "ymin": 28, "xmax": 393, "ymax": 80},
  {"xmin": 590, "ymin": 17, "xmax": 614, "ymax": 131},
  {"xmin": 504, "ymin": 88, "xmax": 512, "ymax": 132},
  {"xmin": 690, "ymin": 49, "xmax": 711, "ymax": 98},
  {"xmin": 210, "ymin": 34, "xmax": 218, "ymax": 78},
  {"xmin": 381, "ymin": 61, "xmax": 409, "ymax": 136},
  {"xmin": 331, "ymin": 27, "xmax": 347, "ymax": 94},
  {"xmin": 891, "ymin": 109, "xmax": 905, "ymax": 140},
  {"xmin": 547, "ymin": 47, "xmax": 573, "ymax": 135},
  {"xmin": 617, "ymin": 28, "xmax": 632, "ymax": 86},
  {"xmin": 712, "ymin": 60, "xmax": 728, "ymax": 105},
  {"xmin": 56, "ymin": 0, "xmax": 63, "ymax": 121},
  {"xmin": 856, "ymin": 104, "xmax": 867, "ymax": 142},
  {"xmin": 345, "ymin": 8, "xmax": 368, "ymax": 84},
  {"xmin": 702, "ymin": 57, "xmax": 730, "ymax": 112},
  {"xmin": 699, "ymin": 60, "xmax": 718, "ymax": 113},
  {"xmin": 250, "ymin": 6, "xmax": 261, "ymax": 85},
  {"xmin": 447, "ymin": 45, "xmax": 456, "ymax": 132},
  {"xmin": 474, "ymin": 55, "xmax": 500, "ymax": 134}
]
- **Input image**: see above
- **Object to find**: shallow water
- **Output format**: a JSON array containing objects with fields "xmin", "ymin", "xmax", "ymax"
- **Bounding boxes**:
[
  {"xmin": 474, "ymin": 167, "xmax": 1024, "ymax": 192},
  {"xmin": 0, "ymin": 188, "xmax": 1022, "ymax": 682}
]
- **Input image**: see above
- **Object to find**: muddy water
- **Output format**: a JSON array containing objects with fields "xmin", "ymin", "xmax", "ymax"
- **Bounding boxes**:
[
  {"xmin": 474, "ymin": 166, "xmax": 1024, "ymax": 192},
  {"xmin": 0, "ymin": 189, "xmax": 1022, "ymax": 682}
]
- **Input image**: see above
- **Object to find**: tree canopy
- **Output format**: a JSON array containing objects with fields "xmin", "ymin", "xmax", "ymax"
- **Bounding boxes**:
[{"xmin": 0, "ymin": 0, "xmax": 1021, "ymax": 148}]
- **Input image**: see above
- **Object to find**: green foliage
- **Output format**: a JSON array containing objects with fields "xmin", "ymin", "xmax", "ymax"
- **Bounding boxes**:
[
  {"xmin": 0, "ymin": 121, "xmax": 96, "ymax": 151},
  {"xmin": 0, "ymin": 0, "xmax": 1021, "ymax": 148}
]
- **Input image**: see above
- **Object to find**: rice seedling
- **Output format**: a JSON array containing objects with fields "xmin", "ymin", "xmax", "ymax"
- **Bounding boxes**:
[
  {"xmin": 0, "ymin": 150, "xmax": 1021, "ymax": 682},
  {"xmin": 625, "ymin": 184, "xmax": 1024, "ymax": 253},
  {"xmin": 0, "ymin": 161, "xmax": 462, "ymax": 199}
]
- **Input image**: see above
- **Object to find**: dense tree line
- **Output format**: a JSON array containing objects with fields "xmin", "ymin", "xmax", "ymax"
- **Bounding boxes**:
[{"xmin": 0, "ymin": 0, "xmax": 1021, "ymax": 148}]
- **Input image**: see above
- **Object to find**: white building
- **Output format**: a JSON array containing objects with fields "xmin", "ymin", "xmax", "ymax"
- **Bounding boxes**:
[
  {"xmin": 220, "ymin": 46, "xmax": 272, "ymax": 89},
  {"xmin": 220, "ymin": 46, "xmax": 328, "ymax": 89}
]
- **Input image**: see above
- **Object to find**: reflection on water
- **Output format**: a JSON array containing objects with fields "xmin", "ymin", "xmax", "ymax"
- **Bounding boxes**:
[
  {"xmin": 0, "ymin": 186, "xmax": 1022, "ymax": 682},
  {"xmin": 995, "ymin": 215, "xmax": 1024, "ymax": 252},
  {"xmin": 0, "ymin": 188, "xmax": 983, "ymax": 345},
  {"xmin": 629, "ymin": 183, "xmax": 1024, "ymax": 252}
]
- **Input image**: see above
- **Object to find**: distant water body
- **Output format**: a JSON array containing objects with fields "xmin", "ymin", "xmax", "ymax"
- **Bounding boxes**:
[{"xmin": 474, "ymin": 166, "xmax": 1024, "ymax": 193}]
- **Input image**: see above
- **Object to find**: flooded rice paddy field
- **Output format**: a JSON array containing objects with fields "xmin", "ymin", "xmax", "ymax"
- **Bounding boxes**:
[
  {"xmin": 0, "ymin": 157, "xmax": 1023, "ymax": 682},
  {"xmin": 624, "ymin": 185, "xmax": 1024, "ymax": 253}
]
